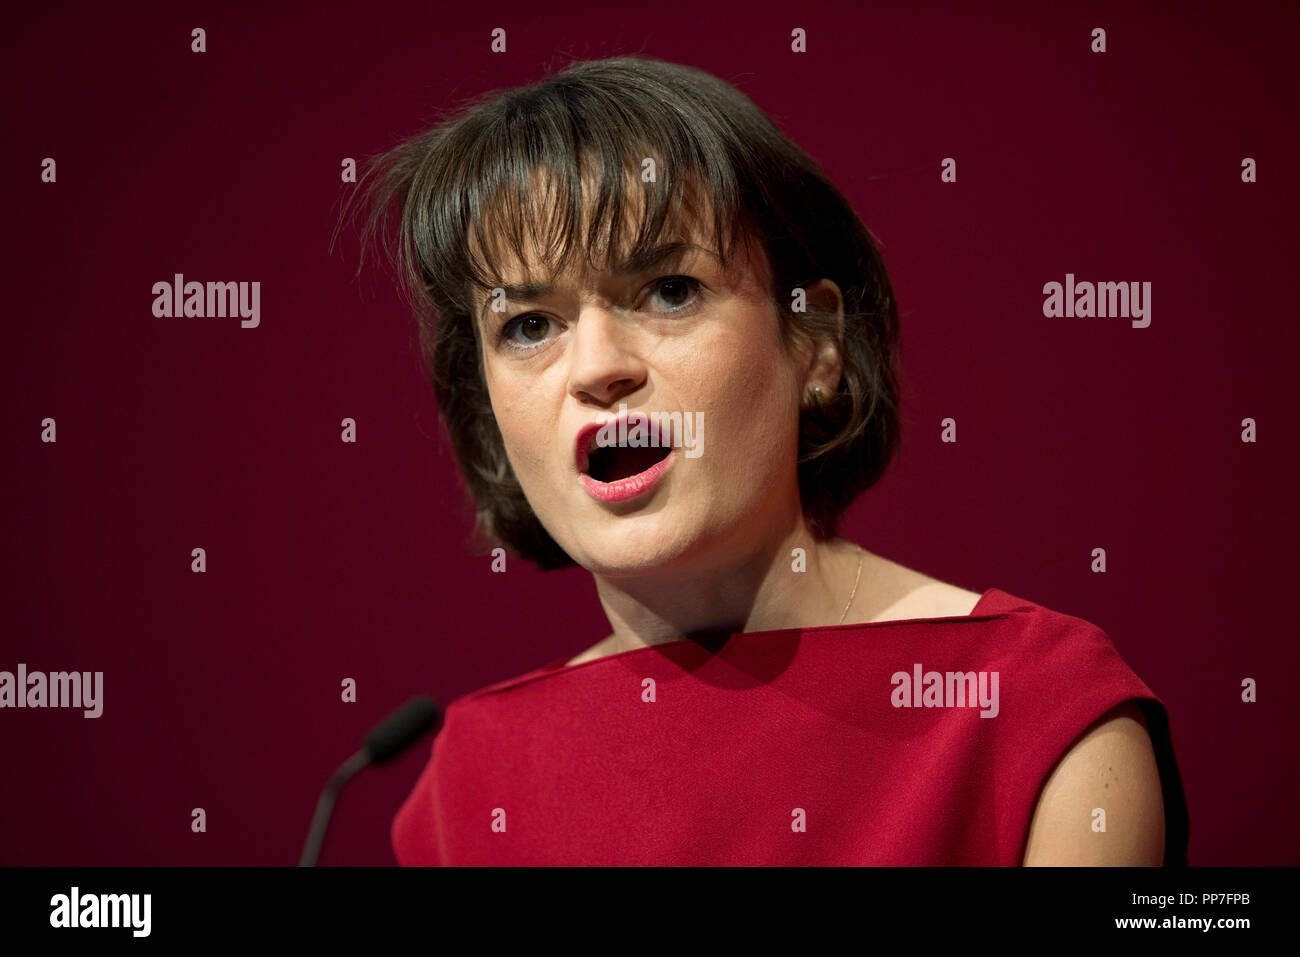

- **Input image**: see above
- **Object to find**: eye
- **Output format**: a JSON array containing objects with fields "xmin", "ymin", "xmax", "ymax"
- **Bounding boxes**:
[
  {"xmin": 500, "ymin": 313, "xmax": 554, "ymax": 350},
  {"xmin": 495, "ymin": 275, "xmax": 704, "ymax": 353},
  {"xmin": 646, "ymin": 275, "xmax": 702, "ymax": 313}
]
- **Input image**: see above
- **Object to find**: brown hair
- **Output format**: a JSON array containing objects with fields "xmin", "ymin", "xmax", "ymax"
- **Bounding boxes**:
[{"xmin": 338, "ymin": 55, "xmax": 902, "ymax": 570}]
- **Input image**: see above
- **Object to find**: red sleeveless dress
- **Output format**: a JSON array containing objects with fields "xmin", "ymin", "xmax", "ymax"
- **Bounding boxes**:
[{"xmin": 392, "ymin": 588, "xmax": 1190, "ymax": 865}]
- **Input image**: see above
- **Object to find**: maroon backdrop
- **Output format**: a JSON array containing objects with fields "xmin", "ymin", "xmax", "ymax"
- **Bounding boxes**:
[{"xmin": 3, "ymin": 0, "xmax": 1297, "ymax": 865}]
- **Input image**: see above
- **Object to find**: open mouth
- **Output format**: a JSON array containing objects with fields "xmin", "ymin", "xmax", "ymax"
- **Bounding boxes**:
[
  {"xmin": 574, "ymin": 413, "xmax": 678, "ymax": 503},
  {"xmin": 584, "ymin": 442, "xmax": 672, "ymax": 483}
]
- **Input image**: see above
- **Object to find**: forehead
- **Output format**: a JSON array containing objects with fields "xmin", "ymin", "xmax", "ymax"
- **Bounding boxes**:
[{"xmin": 466, "ymin": 161, "xmax": 728, "ymax": 290}]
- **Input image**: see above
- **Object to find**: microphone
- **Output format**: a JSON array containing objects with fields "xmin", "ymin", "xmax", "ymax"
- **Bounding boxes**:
[{"xmin": 298, "ymin": 695, "xmax": 442, "ymax": 866}]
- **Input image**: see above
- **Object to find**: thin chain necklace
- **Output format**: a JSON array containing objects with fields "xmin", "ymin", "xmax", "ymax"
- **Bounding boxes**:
[{"xmin": 837, "ymin": 545, "xmax": 864, "ymax": 625}]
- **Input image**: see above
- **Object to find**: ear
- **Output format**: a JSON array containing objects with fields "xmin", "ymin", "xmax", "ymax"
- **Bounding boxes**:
[{"xmin": 797, "ymin": 278, "xmax": 845, "ymax": 396}]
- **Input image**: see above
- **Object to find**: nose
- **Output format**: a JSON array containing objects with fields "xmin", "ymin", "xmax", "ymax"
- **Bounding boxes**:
[{"xmin": 566, "ymin": 305, "xmax": 648, "ymax": 407}]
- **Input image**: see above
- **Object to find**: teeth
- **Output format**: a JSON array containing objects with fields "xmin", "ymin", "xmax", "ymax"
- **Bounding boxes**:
[{"xmin": 590, "ymin": 437, "xmax": 638, "ymax": 451}]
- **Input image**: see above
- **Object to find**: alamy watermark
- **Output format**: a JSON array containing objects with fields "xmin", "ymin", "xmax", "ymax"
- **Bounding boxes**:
[
  {"xmin": 593, "ymin": 402, "xmax": 703, "ymax": 458},
  {"xmin": 0, "ymin": 665, "xmax": 102, "ymax": 718},
  {"xmin": 152, "ymin": 274, "xmax": 260, "ymax": 328},
  {"xmin": 891, "ymin": 663, "xmax": 999, "ymax": 718},
  {"xmin": 1042, "ymin": 273, "xmax": 1151, "ymax": 328},
  {"xmin": 50, "ymin": 887, "xmax": 150, "ymax": 937}
]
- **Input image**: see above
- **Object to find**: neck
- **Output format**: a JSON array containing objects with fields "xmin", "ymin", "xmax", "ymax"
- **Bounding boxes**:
[{"xmin": 591, "ymin": 519, "xmax": 867, "ymax": 656}]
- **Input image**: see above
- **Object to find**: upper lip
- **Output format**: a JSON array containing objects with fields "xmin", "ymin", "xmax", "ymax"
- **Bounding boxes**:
[{"xmin": 574, "ymin": 411, "xmax": 659, "ymax": 476}]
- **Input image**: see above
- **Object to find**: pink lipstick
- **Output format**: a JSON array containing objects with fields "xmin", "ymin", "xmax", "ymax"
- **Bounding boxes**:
[
  {"xmin": 574, "ymin": 412, "xmax": 677, "ymax": 503},
  {"xmin": 580, "ymin": 448, "xmax": 676, "ymax": 502}
]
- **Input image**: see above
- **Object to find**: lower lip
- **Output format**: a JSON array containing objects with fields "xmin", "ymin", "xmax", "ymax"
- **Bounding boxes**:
[{"xmin": 579, "ymin": 449, "xmax": 676, "ymax": 503}]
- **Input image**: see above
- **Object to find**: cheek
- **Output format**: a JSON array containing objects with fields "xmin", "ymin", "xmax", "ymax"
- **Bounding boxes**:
[
  {"xmin": 687, "ymin": 310, "xmax": 801, "ymax": 467},
  {"xmin": 483, "ymin": 365, "xmax": 551, "ymax": 477},
  {"xmin": 682, "ymin": 296, "xmax": 783, "ymax": 379}
]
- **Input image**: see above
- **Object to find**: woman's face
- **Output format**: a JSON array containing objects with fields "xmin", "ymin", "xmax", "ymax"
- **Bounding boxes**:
[{"xmin": 473, "ymin": 193, "xmax": 812, "ymax": 579}]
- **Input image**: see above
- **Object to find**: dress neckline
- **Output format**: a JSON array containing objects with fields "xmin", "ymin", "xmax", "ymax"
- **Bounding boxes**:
[{"xmin": 538, "ymin": 585, "xmax": 1007, "ymax": 675}]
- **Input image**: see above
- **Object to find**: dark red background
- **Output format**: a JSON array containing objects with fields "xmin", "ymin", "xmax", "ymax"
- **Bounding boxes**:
[{"xmin": 3, "ymin": 0, "xmax": 1296, "ymax": 865}]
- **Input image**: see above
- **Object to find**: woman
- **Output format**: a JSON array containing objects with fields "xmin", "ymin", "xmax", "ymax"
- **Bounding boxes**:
[{"xmin": 345, "ymin": 55, "xmax": 1189, "ymax": 866}]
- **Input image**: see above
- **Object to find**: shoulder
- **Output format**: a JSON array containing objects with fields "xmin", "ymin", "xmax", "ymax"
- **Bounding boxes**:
[
  {"xmin": 1022, "ymin": 700, "xmax": 1165, "ymax": 865},
  {"xmin": 856, "ymin": 551, "xmax": 985, "ymax": 620},
  {"xmin": 564, "ymin": 633, "xmax": 619, "ymax": 668},
  {"xmin": 861, "ymin": 568, "xmax": 1176, "ymax": 865}
]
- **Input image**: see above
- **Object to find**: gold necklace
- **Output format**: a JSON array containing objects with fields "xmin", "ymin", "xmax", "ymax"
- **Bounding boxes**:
[{"xmin": 838, "ymin": 545, "xmax": 864, "ymax": 625}]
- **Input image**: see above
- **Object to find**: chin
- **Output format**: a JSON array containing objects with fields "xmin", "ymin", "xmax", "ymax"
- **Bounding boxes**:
[{"xmin": 564, "ymin": 516, "xmax": 709, "ymax": 578}]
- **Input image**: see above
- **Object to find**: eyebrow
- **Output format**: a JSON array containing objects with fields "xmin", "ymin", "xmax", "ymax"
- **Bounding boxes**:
[{"xmin": 477, "ymin": 240, "xmax": 716, "ymax": 323}]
